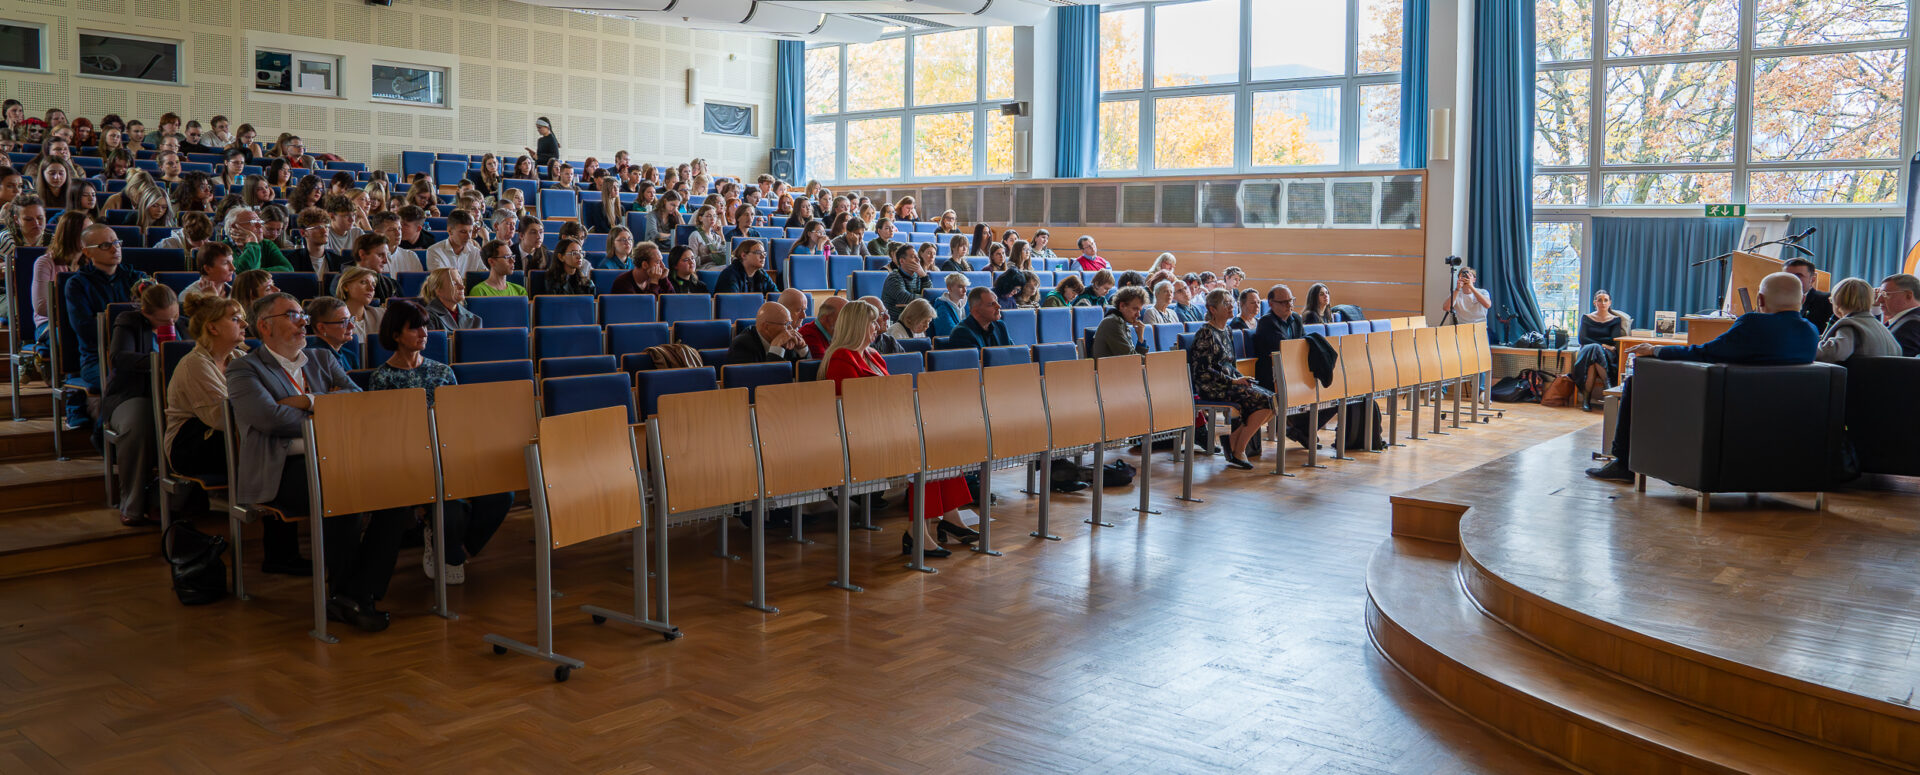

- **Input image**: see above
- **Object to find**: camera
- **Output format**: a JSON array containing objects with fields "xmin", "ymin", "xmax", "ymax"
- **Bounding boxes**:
[{"xmin": 1443, "ymin": 255, "xmax": 1463, "ymax": 267}]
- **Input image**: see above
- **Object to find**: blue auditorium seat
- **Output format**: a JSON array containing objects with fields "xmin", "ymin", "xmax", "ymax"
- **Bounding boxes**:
[
  {"xmin": 434, "ymin": 159, "xmax": 468, "ymax": 187},
  {"xmin": 635, "ymin": 367, "xmax": 718, "ymax": 418},
  {"xmin": 787, "ymin": 255, "xmax": 828, "ymax": 290},
  {"xmin": 453, "ymin": 327, "xmax": 530, "ymax": 363},
  {"xmin": 533, "ymin": 325, "xmax": 603, "ymax": 360},
  {"xmin": 452, "ymin": 359, "xmax": 535, "ymax": 385},
  {"xmin": 982, "ymin": 346, "xmax": 1032, "ymax": 366},
  {"xmin": 927, "ymin": 349, "xmax": 981, "ymax": 372},
  {"xmin": 899, "ymin": 337, "xmax": 933, "ymax": 353},
  {"xmin": 539, "ymin": 189, "xmax": 580, "ymax": 221},
  {"xmin": 1153, "ymin": 323, "xmax": 1183, "ymax": 352},
  {"xmin": 503, "ymin": 179, "xmax": 537, "ymax": 207},
  {"xmin": 849, "ymin": 271, "xmax": 888, "ymax": 300},
  {"xmin": 673, "ymin": 319, "xmax": 733, "ymax": 349},
  {"xmin": 880, "ymin": 352, "xmax": 925, "ymax": 377},
  {"xmin": 714, "ymin": 293, "xmax": 763, "ymax": 321},
  {"xmin": 606, "ymin": 322, "xmax": 671, "ymax": 358},
  {"xmin": 398, "ymin": 272, "xmax": 429, "ymax": 298},
  {"xmin": 466, "ymin": 295, "xmax": 530, "ymax": 329},
  {"xmin": 1033, "ymin": 342, "xmax": 1078, "ymax": 366},
  {"xmin": 1072, "ymin": 307, "xmax": 1103, "ymax": 343},
  {"xmin": 541, "ymin": 373, "xmax": 636, "ymax": 423},
  {"xmin": 533, "ymin": 295, "xmax": 596, "ymax": 326},
  {"xmin": 830, "ymin": 257, "xmax": 863, "ymax": 291},
  {"xmin": 272, "ymin": 272, "xmax": 321, "ymax": 300},
  {"xmin": 1036, "ymin": 307, "xmax": 1072, "ymax": 344},
  {"xmin": 600, "ymin": 294, "xmax": 656, "ymax": 324},
  {"xmin": 1000, "ymin": 308, "xmax": 1038, "ymax": 346},
  {"xmin": 719, "ymin": 362, "xmax": 793, "ymax": 400},
  {"xmin": 539, "ymin": 354, "xmax": 618, "ymax": 380},
  {"xmin": 660, "ymin": 294, "xmax": 712, "ymax": 323},
  {"xmin": 1326, "ymin": 322, "xmax": 1352, "ymax": 336},
  {"xmin": 154, "ymin": 272, "xmax": 196, "ymax": 294}
]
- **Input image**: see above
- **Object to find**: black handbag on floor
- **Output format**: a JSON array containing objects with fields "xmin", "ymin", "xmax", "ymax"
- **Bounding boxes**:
[{"xmin": 163, "ymin": 521, "xmax": 230, "ymax": 606}]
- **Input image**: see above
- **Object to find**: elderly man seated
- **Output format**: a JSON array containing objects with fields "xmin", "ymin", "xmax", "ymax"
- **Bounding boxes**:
[
  {"xmin": 1587, "ymin": 271, "xmax": 1818, "ymax": 482},
  {"xmin": 226, "ymin": 292, "xmax": 409, "ymax": 633},
  {"xmin": 729, "ymin": 302, "xmax": 810, "ymax": 364},
  {"xmin": 798, "ymin": 296, "xmax": 847, "ymax": 356},
  {"xmin": 858, "ymin": 295, "xmax": 906, "ymax": 354}
]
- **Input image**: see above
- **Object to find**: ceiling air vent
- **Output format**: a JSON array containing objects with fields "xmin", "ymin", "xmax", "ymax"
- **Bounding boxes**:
[
  {"xmin": 1049, "ymin": 185, "xmax": 1082, "ymax": 224},
  {"xmin": 1380, "ymin": 177, "xmax": 1422, "ymax": 228},
  {"xmin": 1240, "ymin": 181, "xmax": 1283, "ymax": 226},
  {"xmin": 1284, "ymin": 180, "xmax": 1327, "ymax": 226},
  {"xmin": 1013, "ymin": 186, "xmax": 1045, "ymax": 223},
  {"xmin": 984, "ymin": 186, "xmax": 1012, "ymax": 223},
  {"xmin": 1201, "ymin": 182, "xmax": 1241, "ymax": 225},
  {"xmin": 1121, "ymin": 184, "xmax": 1156, "ymax": 224},
  {"xmin": 1084, "ymin": 184, "xmax": 1119, "ymax": 224},
  {"xmin": 1160, "ymin": 183, "xmax": 1197, "ymax": 225},
  {"xmin": 1331, "ymin": 180, "xmax": 1376, "ymax": 226}
]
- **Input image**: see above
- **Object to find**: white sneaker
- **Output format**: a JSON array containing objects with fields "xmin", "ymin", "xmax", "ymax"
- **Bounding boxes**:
[
  {"xmin": 445, "ymin": 562, "xmax": 465, "ymax": 585},
  {"xmin": 422, "ymin": 526, "xmax": 437, "ymax": 580}
]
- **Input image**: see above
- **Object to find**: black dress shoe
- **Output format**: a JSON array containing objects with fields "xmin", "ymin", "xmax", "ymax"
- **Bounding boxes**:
[
  {"xmin": 1222, "ymin": 453, "xmax": 1254, "ymax": 471},
  {"xmin": 261, "ymin": 558, "xmax": 314, "ymax": 576},
  {"xmin": 1585, "ymin": 460, "xmax": 1633, "ymax": 483},
  {"xmin": 937, "ymin": 520, "xmax": 979, "ymax": 545},
  {"xmin": 325, "ymin": 595, "xmax": 391, "ymax": 633},
  {"xmin": 900, "ymin": 531, "xmax": 952, "ymax": 558}
]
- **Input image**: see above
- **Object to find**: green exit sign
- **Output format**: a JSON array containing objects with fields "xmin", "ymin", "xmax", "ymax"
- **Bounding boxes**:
[{"xmin": 1704, "ymin": 204, "xmax": 1746, "ymax": 217}]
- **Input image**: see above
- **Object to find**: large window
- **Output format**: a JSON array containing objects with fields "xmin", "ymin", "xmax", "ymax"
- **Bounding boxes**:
[
  {"xmin": 1100, "ymin": 0, "xmax": 1404, "ymax": 174},
  {"xmin": 806, "ymin": 27, "xmax": 1018, "ymax": 184},
  {"xmin": 1535, "ymin": 0, "xmax": 1912, "ymax": 207}
]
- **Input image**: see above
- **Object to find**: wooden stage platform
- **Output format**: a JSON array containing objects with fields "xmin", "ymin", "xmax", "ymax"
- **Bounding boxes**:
[{"xmin": 1370, "ymin": 425, "xmax": 1920, "ymax": 773}]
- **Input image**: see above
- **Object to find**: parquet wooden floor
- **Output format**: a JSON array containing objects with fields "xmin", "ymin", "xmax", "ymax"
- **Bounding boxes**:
[{"xmin": 0, "ymin": 404, "xmax": 1596, "ymax": 773}]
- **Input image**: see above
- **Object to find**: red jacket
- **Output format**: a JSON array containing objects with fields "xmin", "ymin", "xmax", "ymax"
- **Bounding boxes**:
[
  {"xmin": 1076, "ymin": 254, "xmax": 1110, "ymax": 271},
  {"xmin": 822, "ymin": 347, "xmax": 887, "ymax": 393}
]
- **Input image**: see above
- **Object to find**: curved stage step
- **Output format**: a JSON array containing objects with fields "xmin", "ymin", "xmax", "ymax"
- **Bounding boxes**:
[{"xmin": 1366, "ymin": 537, "xmax": 1905, "ymax": 775}]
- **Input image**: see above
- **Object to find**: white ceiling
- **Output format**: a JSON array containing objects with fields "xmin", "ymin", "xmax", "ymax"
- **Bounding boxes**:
[{"xmin": 518, "ymin": 0, "xmax": 1076, "ymax": 43}]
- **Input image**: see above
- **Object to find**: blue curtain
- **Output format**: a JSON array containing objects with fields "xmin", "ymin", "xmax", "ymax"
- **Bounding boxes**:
[
  {"xmin": 774, "ymin": 40, "xmax": 806, "ymax": 183},
  {"xmin": 1055, "ymin": 6, "xmax": 1100, "ymax": 178},
  {"xmin": 1398, "ymin": 0, "xmax": 1428, "ymax": 169},
  {"xmin": 1590, "ymin": 217, "xmax": 1746, "ymax": 326},
  {"xmin": 1786, "ymin": 216, "xmax": 1904, "ymax": 284},
  {"xmin": 1465, "ymin": 0, "xmax": 1545, "ymax": 342}
]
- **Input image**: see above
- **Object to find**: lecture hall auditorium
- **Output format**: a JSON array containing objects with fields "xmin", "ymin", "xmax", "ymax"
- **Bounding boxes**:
[{"xmin": 3, "ymin": 0, "xmax": 1919, "ymax": 771}]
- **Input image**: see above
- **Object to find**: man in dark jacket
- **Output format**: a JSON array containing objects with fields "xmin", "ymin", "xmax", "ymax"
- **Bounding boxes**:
[
  {"xmin": 1246, "ymin": 284, "xmax": 1380, "ymax": 451},
  {"xmin": 63, "ymin": 224, "xmax": 149, "ymax": 423},
  {"xmin": 857, "ymin": 296, "xmax": 906, "ymax": 354},
  {"xmin": 946, "ymin": 287, "xmax": 1011, "ymax": 349},
  {"xmin": 1784, "ymin": 258, "xmax": 1834, "ymax": 331},
  {"xmin": 1588, "ymin": 271, "xmax": 1819, "ymax": 482},
  {"xmin": 728, "ymin": 302, "xmax": 811, "ymax": 364},
  {"xmin": 714, "ymin": 240, "xmax": 779, "ymax": 294}
]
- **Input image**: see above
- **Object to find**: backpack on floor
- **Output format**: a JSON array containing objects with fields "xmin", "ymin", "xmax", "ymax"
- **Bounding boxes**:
[
  {"xmin": 1102, "ymin": 459, "xmax": 1136, "ymax": 488},
  {"xmin": 1491, "ymin": 368, "xmax": 1554, "ymax": 403},
  {"xmin": 163, "ymin": 521, "xmax": 229, "ymax": 606}
]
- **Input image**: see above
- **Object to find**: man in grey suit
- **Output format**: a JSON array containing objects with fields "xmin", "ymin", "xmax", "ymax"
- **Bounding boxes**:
[{"xmin": 227, "ymin": 292, "xmax": 407, "ymax": 633}]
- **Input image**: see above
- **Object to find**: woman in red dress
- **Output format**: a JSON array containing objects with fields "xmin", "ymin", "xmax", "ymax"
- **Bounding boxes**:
[{"xmin": 819, "ymin": 300, "xmax": 975, "ymax": 559}]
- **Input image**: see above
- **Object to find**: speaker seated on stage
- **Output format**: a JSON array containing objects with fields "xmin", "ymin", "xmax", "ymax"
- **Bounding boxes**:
[
  {"xmin": 1586, "ymin": 271, "xmax": 1820, "ymax": 484},
  {"xmin": 1878, "ymin": 273, "xmax": 1920, "ymax": 357},
  {"xmin": 1783, "ymin": 257, "xmax": 1835, "ymax": 333}
]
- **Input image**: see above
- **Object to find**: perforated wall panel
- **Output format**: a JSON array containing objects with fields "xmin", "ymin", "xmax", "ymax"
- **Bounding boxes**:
[
  {"xmin": 1331, "ymin": 181, "xmax": 1376, "ymax": 226},
  {"xmin": 1159, "ymin": 184, "xmax": 1196, "ymax": 225},
  {"xmin": 1048, "ymin": 186, "xmax": 1081, "ymax": 225}
]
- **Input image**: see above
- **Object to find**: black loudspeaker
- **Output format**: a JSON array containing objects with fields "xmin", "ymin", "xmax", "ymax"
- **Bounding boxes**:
[{"xmin": 770, "ymin": 148, "xmax": 795, "ymax": 181}]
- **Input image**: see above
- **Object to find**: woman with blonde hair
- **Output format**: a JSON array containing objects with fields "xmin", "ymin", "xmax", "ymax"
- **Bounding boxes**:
[
  {"xmin": 1817, "ymin": 277, "xmax": 1903, "ymax": 364},
  {"xmin": 163, "ymin": 292, "xmax": 249, "ymax": 491},
  {"xmin": 941, "ymin": 235, "xmax": 972, "ymax": 271},
  {"xmin": 890, "ymin": 298, "xmax": 935, "ymax": 340},
  {"xmin": 895, "ymin": 195, "xmax": 919, "ymax": 222},
  {"xmin": 31, "ymin": 210, "xmax": 91, "ymax": 339},
  {"xmin": 934, "ymin": 209, "xmax": 958, "ymax": 234},
  {"xmin": 335, "ymin": 265, "xmax": 389, "ymax": 340},
  {"xmin": 421, "ymin": 267, "xmax": 482, "ymax": 330},
  {"xmin": 406, "ymin": 178, "xmax": 438, "ymax": 211},
  {"xmin": 596, "ymin": 176, "xmax": 626, "ymax": 235},
  {"xmin": 1148, "ymin": 252, "xmax": 1178, "ymax": 276}
]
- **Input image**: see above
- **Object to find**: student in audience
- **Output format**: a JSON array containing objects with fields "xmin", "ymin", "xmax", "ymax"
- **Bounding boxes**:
[
  {"xmin": 1, "ymin": 194, "xmax": 49, "ymax": 308},
  {"xmin": 794, "ymin": 220, "xmax": 832, "ymax": 256},
  {"xmin": 1230, "ymin": 288, "xmax": 1261, "ymax": 331},
  {"xmin": 913, "ymin": 242, "xmax": 940, "ymax": 277},
  {"xmin": 99, "ymin": 279, "xmax": 178, "ymax": 525},
  {"xmin": 729, "ymin": 301, "xmax": 811, "ymax": 364},
  {"xmin": 231, "ymin": 270, "xmax": 277, "ymax": 324},
  {"xmin": 713, "ymin": 239, "xmax": 778, "ymax": 294},
  {"xmin": 1000, "ymin": 228, "xmax": 1020, "ymax": 258},
  {"xmin": 881, "ymin": 243, "xmax": 933, "ymax": 319},
  {"xmin": 287, "ymin": 175, "xmax": 324, "ymax": 215},
  {"xmin": 866, "ymin": 218, "xmax": 901, "ymax": 258},
  {"xmin": 545, "ymin": 237, "xmax": 598, "ymax": 296},
  {"xmin": 94, "ymin": 126, "xmax": 125, "ymax": 159},
  {"xmin": 156, "ymin": 211, "xmax": 211, "ymax": 255},
  {"xmin": 305, "ymin": 296, "xmax": 358, "ymax": 372},
  {"xmin": 934, "ymin": 210, "xmax": 959, "ymax": 234},
  {"xmin": 891, "ymin": 298, "xmax": 934, "ymax": 341},
  {"xmin": 688, "ymin": 205, "xmax": 729, "ymax": 269},
  {"xmin": 338, "ymin": 234, "xmax": 399, "ymax": 300},
  {"xmin": 995, "ymin": 269, "xmax": 1038, "ymax": 311},
  {"xmin": 932, "ymin": 272, "xmax": 970, "ymax": 336},
  {"xmin": 34, "ymin": 160, "xmax": 74, "ymax": 204},
  {"xmin": 773, "ymin": 192, "xmax": 795, "ymax": 218},
  {"xmin": 61, "ymin": 177, "xmax": 102, "ymax": 223},
  {"xmin": 231, "ymin": 124, "xmax": 265, "ymax": 162},
  {"xmin": 226, "ymin": 206, "xmax": 293, "ymax": 273},
  {"xmin": 2, "ymin": 99, "xmax": 24, "ymax": 131},
  {"xmin": 982, "ymin": 242, "xmax": 1010, "ymax": 273},
  {"xmin": 1079, "ymin": 269, "xmax": 1116, "ymax": 307},
  {"xmin": 1172, "ymin": 281, "xmax": 1205, "ymax": 322},
  {"xmin": 1449, "ymin": 267, "xmax": 1490, "ymax": 323},
  {"xmin": 968, "ymin": 223, "xmax": 992, "ymax": 257},
  {"xmin": 169, "ymin": 171, "xmax": 216, "ymax": 216},
  {"xmin": 549, "ymin": 162, "xmax": 580, "ymax": 193},
  {"xmin": 320, "ymin": 194, "xmax": 364, "ymax": 269},
  {"xmin": 625, "ymin": 183, "xmax": 659, "ymax": 244},
  {"xmin": 335, "ymin": 267, "xmax": 386, "ymax": 341},
  {"xmin": 1075, "ymin": 236, "xmax": 1111, "ymax": 271},
  {"xmin": 948, "ymin": 286, "xmax": 1013, "ymax": 349},
  {"xmin": 783, "ymin": 195, "xmax": 813, "ymax": 229},
  {"xmin": 65, "ymin": 223, "xmax": 151, "ymax": 420},
  {"xmin": 1589, "ymin": 272, "xmax": 1819, "ymax": 482},
  {"xmin": 600, "ymin": 225, "xmax": 638, "ymax": 271},
  {"xmin": 1144, "ymin": 281, "xmax": 1180, "ymax": 325},
  {"xmin": 776, "ymin": 288, "xmax": 809, "ymax": 324},
  {"xmin": 163, "ymin": 293, "xmax": 246, "ymax": 496},
  {"xmin": 469, "ymin": 153, "xmax": 502, "ymax": 201},
  {"xmin": 426, "ymin": 210, "xmax": 484, "ymax": 274},
  {"xmin": 798, "ymin": 296, "xmax": 845, "ymax": 356},
  {"xmin": 1148, "ymin": 252, "xmax": 1178, "ymax": 276},
  {"xmin": 368, "ymin": 212, "xmax": 422, "ymax": 275},
  {"xmin": 1191, "ymin": 289, "xmax": 1274, "ymax": 470},
  {"xmin": 1301, "ymin": 283, "xmax": 1340, "ymax": 323},
  {"xmin": 1042, "ymin": 274, "xmax": 1085, "ymax": 308},
  {"xmin": 1572, "ymin": 290, "xmax": 1626, "ymax": 407},
  {"xmin": 504, "ymin": 155, "xmax": 534, "ymax": 181},
  {"xmin": 260, "ymin": 158, "xmax": 290, "ymax": 193},
  {"xmin": 394, "ymin": 205, "xmax": 432, "ymax": 253},
  {"xmin": 206, "ymin": 115, "xmax": 236, "ymax": 148},
  {"xmin": 589, "ymin": 177, "xmax": 625, "ymax": 236},
  {"xmin": 1091, "ymin": 286, "xmax": 1151, "ymax": 359},
  {"xmin": 832, "ymin": 217, "xmax": 868, "ymax": 258},
  {"xmin": 665, "ymin": 245, "xmax": 708, "ymax": 294},
  {"xmin": 325, "ymin": 172, "xmax": 356, "ymax": 199},
  {"xmin": 32, "ymin": 209, "xmax": 90, "ymax": 345},
  {"xmin": 1028, "ymin": 229, "xmax": 1057, "ymax": 264},
  {"xmin": 257, "ymin": 204, "xmax": 292, "ymax": 250},
  {"xmin": 420, "ymin": 268, "xmax": 482, "ymax": 330},
  {"xmin": 724, "ymin": 203, "xmax": 755, "ymax": 239},
  {"xmin": 612, "ymin": 242, "xmax": 670, "ymax": 295},
  {"xmin": 1782, "ymin": 257, "xmax": 1835, "ymax": 331},
  {"xmin": 276, "ymin": 207, "xmax": 329, "ymax": 273},
  {"xmin": 278, "ymin": 135, "xmax": 316, "ymax": 169},
  {"xmin": 1816, "ymin": 277, "xmax": 1901, "ymax": 364},
  {"xmin": 1880, "ymin": 273, "xmax": 1920, "ymax": 356},
  {"xmin": 940, "ymin": 235, "xmax": 971, "ymax": 271}
]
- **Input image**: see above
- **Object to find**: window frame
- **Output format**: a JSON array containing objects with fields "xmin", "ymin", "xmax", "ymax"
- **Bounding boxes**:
[
  {"xmin": 76, "ymin": 30, "xmax": 184, "ymax": 86},
  {"xmin": 805, "ymin": 26, "xmax": 1017, "ymax": 185},
  {"xmin": 368, "ymin": 60, "xmax": 450, "ymax": 109},
  {"xmin": 1098, "ymin": 0, "xmax": 1404, "ymax": 177},
  {"xmin": 1535, "ymin": 0, "xmax": 1919, "ymax": 212},
  {"xmin": 253, "ymin": 47, "xmax": 342, "ymax": 99},
  {"xmin": 0, "ymin": 20, "xmax": 48, "ymax": 74}
]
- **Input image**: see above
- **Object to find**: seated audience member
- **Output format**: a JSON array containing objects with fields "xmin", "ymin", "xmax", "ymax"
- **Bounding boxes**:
[
  {"xmin": 1449, "ymin": 267, "xmax": 1490, "ymax": 323},
  {"xmin": 1189, "ymin": 289, "xmax": 1274, "ymax": 470},
  {"xmin": 508, "ymin": 216, "xmax": 548, "ymax": 271},
  {"xmin": 1248, "ymin": 284, "xmax": 1324, "ymax": 446},
  {"xmin": 1783, "ymin": 257, "xmax": 1834, "ymax": 331},
  {"xmin": 994, "ymin": 269, "xmax": 1038, "ymax": 310},
  {"xmin": 226, "ymin": 206, "xmax": 293, "ymax": 273},
  {"xmin": 1222, "ymin": 266, "xmax": 1246, "ymax": 291},
  {"xmin": 882, "ymin": 243, "xmax": 932, "ymax": 319},
  {"xmin": 1880, "ymin": 273, "xmax": 1920, "ymax": 357},
  {"xmin": 1816, "ymin": 277, "xmax": 1901, "ymax": 364},
  {"xmin": 470, "ymin": 240, "xmax": 526, "ymax": 297},
  {"xmin": 858, "ymin": 296, "xmax": 906, "ymax": 354},
  {"xmin": 426, "ymin": 210, "xmax": 484, "ymax": 274},
  {"xmin": 665, "ymin": 245, "xmax": 709, "ymax": 294},
  {"xmin": 714, "ymin": 239, "xmax": 779, "ymax": 294},
  {"xmin": 320, "ymin": 194, "xmax": 364, "ymax": 270},
  {"xmin": 334, "ymin": 266, "xmax": 387, "ymax": 341},
  {"xmin": 777, "ymin": 288, "xmax": 809, "ymax": 324},
  {"xmin": 947, "ymin": 287, "xmax": 1012, "ymax": 349},
  {"xmin": 799, "ymin": 296, "xmax": 847, "ymax": 356},
  {"xmin": 305, "ymin": 296, "xmax": 359, "ymax": 371},
  {"xmin": 398, "ymin": 205, "xmax": 434, "ymax": 251},
  {"xmin": 1572, "ymin": 290, "xmax": 1625, "ymax": 407},
  {"xmin": 101, "ymin": 280, "xmax": 179, "ymax": 525},
  {"xmin": 64, "ymin": 223, "xmax": 150, "ymax": 407},
  {"xmin": 932, "ymin": 272, "xmax": 969, "ymax": 336},
  {"xmin": 600, "ymin": 225, "xmax": 639, "ymax": 270},
  {"xmin": 1074, "ymin": 236, "xmax": 1111, "ymax": 271},
  {"xmin": 1301, "ymin": 283, "xmax": 1339, "ymax": 324},
  {"xmin": 370, "ymin": 299, "xmax": 508, "ymax": 584},
  {"xmin": 1077, "ymin": 269, "xmax": 1116, "ymax": 307},
  {"xmin": 818, "ymin": 300, "xmax": 972, "ymax": 556},
  {"xmin": 1228, "ymin": 288, "xmax": 1261, "ymax": 331},
  {"xmin": 940, "ymin": 236, "xmax": 971, "ymax": 272},
  {"xmin": 259, "ymin": 204, "xmax": 294, "ymax": 250},
  {"xmin": 1587, "ymin": 272, "xmax": 1820, "ymax": 483},
  {"xmin": 184, "ymin": 243, "xmax": 235, "ymax": 298},
  {"xmin": 227, "ymin": 292, "xmax": 405, "ymax": 631},
  {"xmin": 1172, "ymin": 280, "xmax": 1204, "ymax": 322},
  {"xmin": 689, "ymin": 205, "xmax": 730, "ymax": 269},
  {"xmin": 340, "ymin": 235, "xmax": 398, "ymax": 298},
  {"xmin": 891, "ymin": 298, "xmax": 935, "ymax": 341},
  {"xmin": 34, "ymin": 209, "xmax": 92, "ymax": 347},
  {"xmin": 155, "ymin": 211, "xmax": 214, "ymax": 254},
  {"xmin": 729, "ymin": 301, "xmax": 811, "ymax": 364},
  {"xmin": 1144, "ymin": 281, "xmax": 1179, "ymax": 325},
  {"xmin": 421, "ymin": 268, "xmax": 482, "ymax": 330},
  {"xmin": 232, "ymin": 270, "xmax": 278, "ymax": 324},
  {"xmin": 1090, "ymin": 286, "xmax": 1151, "ymax": 359},
  {"xmin": 368, "ymin": 212, "xmax": 424, "ymax": 275},
  {"xmin": 981, "ymin": 243, "xmax": 1010, "ymax": 273},
  {"xmin": 163, "ymin": 293, "xmax": 246, "ymax": 492},
  {"xmin": 933, "ymin": 210, "xmax": 959, "ymax": 234},
  {"xmin": 612, "ymin": 242, "xmax": 671, "ymax": 295},
  {"xmin": 544, "ymin": 237, "xmax": 598, "ymax": 296},
  {"xmin": 1029, "ymin": 229, "xmax": 1058, "ymax": 263},
  {"xmin": 1042, "ymin": 275, "xmax": 1085, "ymax": 308},
  {"xmin": 831, "ymin": 217, "xmax": 868, "ymax": 258},
  {"xmin": 278, "ymin": 207, "xmax": 331, "ymax": 273},
  {"xmin": 867, "ymin": 218, "xmax": 901, "ymax": 258},
  {"xmin": 1009, "ymin": 240, "xmax": 1034, "ymax": 272}
]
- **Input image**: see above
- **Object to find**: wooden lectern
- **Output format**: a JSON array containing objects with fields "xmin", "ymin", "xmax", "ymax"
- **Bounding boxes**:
[{"xmin": 1722, "ymin": 251, "xmax": 1829, "ymax": 315}]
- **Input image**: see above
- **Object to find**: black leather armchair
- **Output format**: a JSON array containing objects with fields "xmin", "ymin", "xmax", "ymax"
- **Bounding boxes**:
[
  {"xmin": 1844, "ymin": 356, "xmax": 1920, "ymax": 477},
  {"xmin": 1628, "ymin": 359, "xmax": 1847, "ymax": 510}
]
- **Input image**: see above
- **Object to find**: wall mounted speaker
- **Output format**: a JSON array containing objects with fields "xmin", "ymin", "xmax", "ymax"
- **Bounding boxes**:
[{"xmin": 770, "ymin": 148, "xmax": 795, "ymax": 181}]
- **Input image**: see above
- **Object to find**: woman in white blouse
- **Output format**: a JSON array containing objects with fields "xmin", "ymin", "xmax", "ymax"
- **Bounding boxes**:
[
  {"xmin": 335, "ymin": 266, "xmax": 388, "ymax": 341},
  {"xmin": 163, "ymin": 293, "xmax": 248, "ymax": 480}
]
